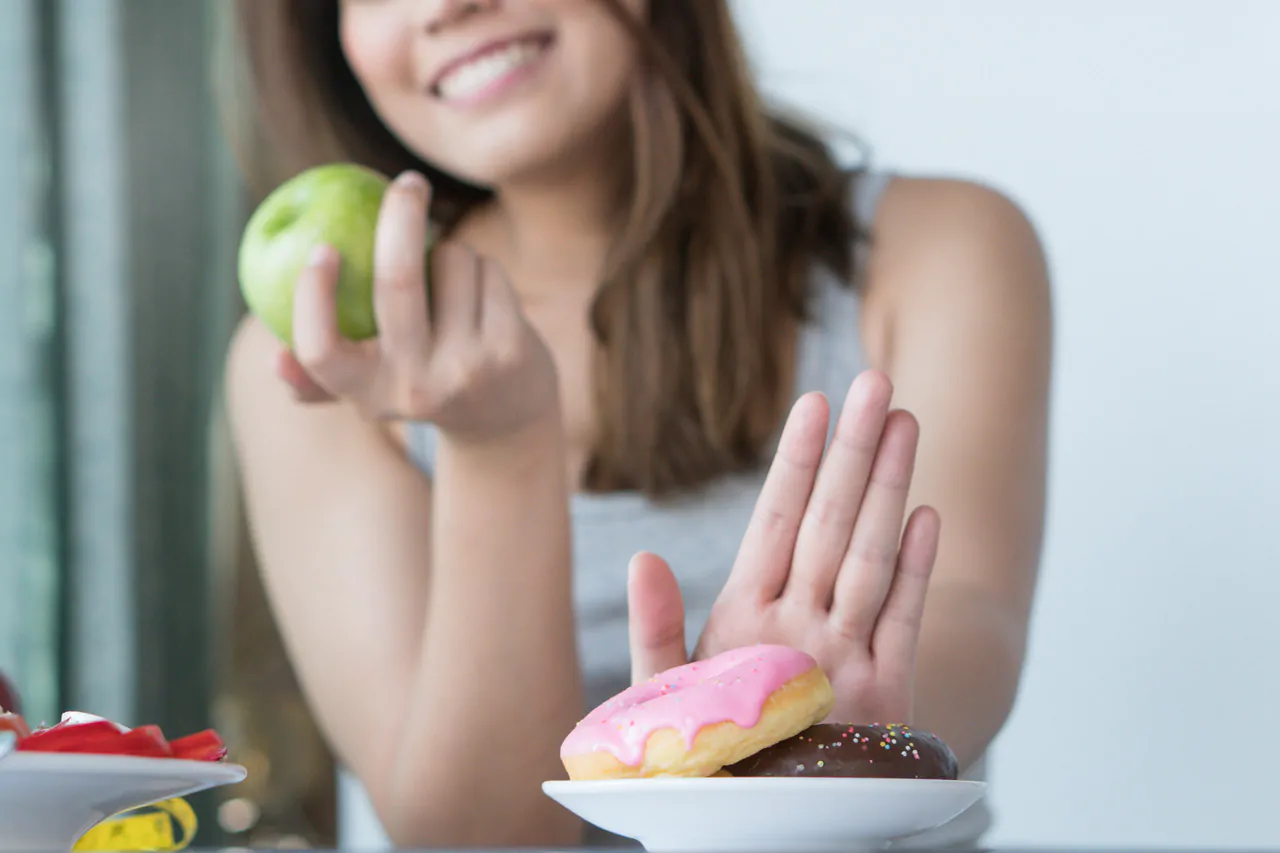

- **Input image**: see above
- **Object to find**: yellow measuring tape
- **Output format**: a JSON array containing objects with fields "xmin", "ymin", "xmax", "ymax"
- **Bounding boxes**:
[{"xmin": 72, "ymin": 798, "xmax": 198, "ymax": 852}]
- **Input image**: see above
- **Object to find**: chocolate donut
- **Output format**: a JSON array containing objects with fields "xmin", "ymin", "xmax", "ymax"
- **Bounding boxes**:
[{"xmin": 725, "ymin": 723, "xmax": 958, "ymax": 780}]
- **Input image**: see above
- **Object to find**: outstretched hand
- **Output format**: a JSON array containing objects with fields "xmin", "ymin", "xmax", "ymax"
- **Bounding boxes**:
[{"xmin": 628, "ymin": 370, "xmax": 939, "ymax": 725}]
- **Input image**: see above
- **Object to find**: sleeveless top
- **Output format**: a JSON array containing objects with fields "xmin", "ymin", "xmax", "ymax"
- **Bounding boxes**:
[{"xmin": 336, "ymin": 173, "xmax": 993, "ymax": 849}]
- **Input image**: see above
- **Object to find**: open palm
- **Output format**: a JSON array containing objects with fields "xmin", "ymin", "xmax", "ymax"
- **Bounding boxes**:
[{"xmin": 628, "ymin": 370, "xmax": 939, "ymax": 725}]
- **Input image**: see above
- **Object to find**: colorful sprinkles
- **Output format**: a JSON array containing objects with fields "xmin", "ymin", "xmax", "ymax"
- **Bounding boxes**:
[{"xmin": 724, "ymin": 722, "xmax": 958, "ymax": 780}]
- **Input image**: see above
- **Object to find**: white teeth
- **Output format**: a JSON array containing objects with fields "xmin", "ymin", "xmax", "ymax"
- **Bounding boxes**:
[{"xmin": 437, "ymin": 39, "xmax": 544, "ymax": 101}]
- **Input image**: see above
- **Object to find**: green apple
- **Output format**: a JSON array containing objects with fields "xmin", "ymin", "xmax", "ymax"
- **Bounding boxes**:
[{"xmin": 239, "ymin": 163, "xmax": 395, "ymax": 346}]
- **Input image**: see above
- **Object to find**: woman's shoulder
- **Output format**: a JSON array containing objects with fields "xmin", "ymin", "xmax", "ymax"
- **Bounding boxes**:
[
  {"xmin": 868, "ymin": 174, "xmax": 1045, "ymax": 267},
  {"xmin": 858, "ymin": 173, "xmax": 1052, "ymax": 369}
]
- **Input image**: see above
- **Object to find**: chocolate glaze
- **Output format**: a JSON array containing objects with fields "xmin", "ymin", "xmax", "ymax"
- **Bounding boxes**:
[{"xmin": 725, "ymin": 723, "xmax": 958, "ymax": 780}]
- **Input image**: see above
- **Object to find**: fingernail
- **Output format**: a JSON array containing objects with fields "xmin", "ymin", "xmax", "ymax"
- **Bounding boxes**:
[
  {"xmin": 308, "ymin": 244, "xmax": 335, "ymax": 266},
  {"xmin": 395, "ymin": 170, "xmax": 428, "ymax": 193}
]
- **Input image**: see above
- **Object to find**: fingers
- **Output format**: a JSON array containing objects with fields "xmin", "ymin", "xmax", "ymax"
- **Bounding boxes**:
[
  {"xmin": 724, "ymin": 392, "xmax": 829, "ymax": 603},
  {"xmin": 275, "ymin": 348, "xmax": 336, "ymax": 403},
  {"xmin": 829, "ymin": 409, "xmax": 921, "ymax": 639},
  {"xmin": 429, "ymin": 243, "xmax": 484, "ymax": 346},
  {"xmin": 372, "ymin": 171, "xmax": 433, "ymax": 359},
  {"xmin": 870, "ymin": 505, "xmax": 939, "ymax": 670},
  {"xmin": 627, "ymin": 552, "xmax": 689, "ymax": 684},
  {"xmin": 477, "ymin": 254, "xmax": 524, "ymax": 342},
  {"xmin": 289, "ymin": 171, "xmax": 525, "ymax": 422},
  {"xmin": 783, "ymin": 370, "xmax": 892, "ymax": 608},
  {"xmin": 292, "ymin": 244, "xmax": 378, "ymax": 395}
]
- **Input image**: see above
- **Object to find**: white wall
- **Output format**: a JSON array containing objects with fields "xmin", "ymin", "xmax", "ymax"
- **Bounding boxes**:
[{"xmin": 732, "ymin": 1, "xmax": 1280, "ymax": 848}]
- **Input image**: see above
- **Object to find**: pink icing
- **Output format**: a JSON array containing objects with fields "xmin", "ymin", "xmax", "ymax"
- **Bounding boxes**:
[{"xmin": 560, "ymin": 644, "xmax": 818, "ymax": 767}]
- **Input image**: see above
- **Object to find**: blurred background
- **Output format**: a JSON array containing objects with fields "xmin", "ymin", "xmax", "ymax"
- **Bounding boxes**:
[{"xmin": 0, "ymin": 1, "xmax": 1276, "ymax": 850}]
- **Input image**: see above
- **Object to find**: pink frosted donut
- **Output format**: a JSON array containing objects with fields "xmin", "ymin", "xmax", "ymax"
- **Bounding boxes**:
[{"xmin": 560, "ymin": 645, "xmax": 834, "ymax": 780}]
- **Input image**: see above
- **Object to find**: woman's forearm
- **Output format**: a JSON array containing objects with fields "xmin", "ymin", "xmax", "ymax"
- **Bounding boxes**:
[
  {"xmin": 911, "ymin": 581, "xmax": 1029, "ymax": 773},
  {"xmin": 384, "ymin": 416, "xmax": 583, "ymax": 847}
]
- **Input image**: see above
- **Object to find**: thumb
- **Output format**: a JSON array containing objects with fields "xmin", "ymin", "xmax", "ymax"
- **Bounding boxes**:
[{"xmin": 627, "ymin": 552, "xmax": 688, "ymax": 684}]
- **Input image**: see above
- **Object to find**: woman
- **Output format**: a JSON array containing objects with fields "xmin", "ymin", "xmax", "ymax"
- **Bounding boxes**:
[{"xmin": 224, "ymin": 0, "xmax": 1052, "ymax": 847}]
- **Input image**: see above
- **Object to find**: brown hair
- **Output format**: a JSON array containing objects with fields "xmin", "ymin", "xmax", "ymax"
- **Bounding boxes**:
[{"xmin": 225, "ymin": 0, "xmax": 866, "ymax": 498}]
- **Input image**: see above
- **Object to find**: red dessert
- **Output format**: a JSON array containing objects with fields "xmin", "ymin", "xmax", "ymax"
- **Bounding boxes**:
[
  {"xmin": 8, "ymin": 712, "xmax": 226, "ymax": 761},
  {"xmin": 170, "ymin": 729, "xmax": 230, "ymax": 762},
  {"xmin": 0, "ymin": 672, "xmax": 227, "ymax": 760}
]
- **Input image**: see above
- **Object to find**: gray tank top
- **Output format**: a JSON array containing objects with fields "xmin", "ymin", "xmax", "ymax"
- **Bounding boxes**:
[{"xmin": 395, "ymin": 172, "xmax": 992, "ymax": 847}]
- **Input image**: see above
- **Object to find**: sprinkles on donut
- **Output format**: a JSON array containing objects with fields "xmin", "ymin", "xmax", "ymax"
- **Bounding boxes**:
[{"xmin": 724, "ymin": 722, "xmax": 959, "ymax": 780}]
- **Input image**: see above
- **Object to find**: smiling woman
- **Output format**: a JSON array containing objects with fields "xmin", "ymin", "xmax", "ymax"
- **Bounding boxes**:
[
  {"xmin": 230, "ymin": 0, "xmax": 859, "ymax": 499},
  {"xmin": 223, "ymin": 0, "xmax": 1050, "ymax": 849}
]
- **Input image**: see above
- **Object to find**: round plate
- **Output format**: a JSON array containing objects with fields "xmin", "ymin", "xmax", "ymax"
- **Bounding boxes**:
[
  {"xmin": 0, "ymin": 751, "xmax": 247, "ymax": 852},
  {"xmin": 542, "ymin": 776, "xmax": 986, "ymax": 852}
]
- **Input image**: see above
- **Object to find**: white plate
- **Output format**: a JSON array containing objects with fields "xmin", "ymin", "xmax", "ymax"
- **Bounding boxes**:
[
  {"xmin": 0, "ymin": 751, "xmax": 247, "ymax": 852},
  {"xmin": 542, "ymin": 777, "xmax": 986, "ymax": 852}
]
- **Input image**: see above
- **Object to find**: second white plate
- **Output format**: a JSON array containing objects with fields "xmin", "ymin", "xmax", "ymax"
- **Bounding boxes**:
[{"xmin": 542, "ymin": 776, "xmax": 986, "ymax": 852}]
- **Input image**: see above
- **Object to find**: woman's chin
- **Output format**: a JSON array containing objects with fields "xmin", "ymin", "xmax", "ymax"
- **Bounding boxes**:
[
  {"xmin": 417, "ymin": 117, "xmax": 612, "ymax": 196},
  {"xmin": 440, "ymin": 151, "xmax": 598, "ymax": 198}
]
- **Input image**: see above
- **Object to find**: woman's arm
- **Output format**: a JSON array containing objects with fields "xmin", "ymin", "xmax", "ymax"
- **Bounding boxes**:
[
  {"xmin": 863, "ymin": 177, "xmax": 1053, "ymax": 770},
  {"xmin": 226, "ymin": 316, "xmax": 582, "ymax": 847}
]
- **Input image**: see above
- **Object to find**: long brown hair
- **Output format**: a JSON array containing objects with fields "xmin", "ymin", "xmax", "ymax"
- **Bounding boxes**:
[{"xmin": 224, "ymin": 0, "xmax": 866, "ymax": 498}]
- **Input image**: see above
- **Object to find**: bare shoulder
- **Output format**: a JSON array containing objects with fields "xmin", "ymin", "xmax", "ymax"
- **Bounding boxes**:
[
  {"xmin": 861, "ymin": 176, "xmax": 1052, "ymax": 369},
  {"xmin": 872, "ymin": 175, "xmax": 1047, "ymax": 270}
]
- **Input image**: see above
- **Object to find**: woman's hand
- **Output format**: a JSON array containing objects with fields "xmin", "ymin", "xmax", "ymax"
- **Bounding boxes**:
[
  {"xmin": 628, "ymin": 370, "xmax": 939, "ymax": 725},
  {"xmin": 273, "ymin": 170, "xmax": 559, "ymax": 444}
]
